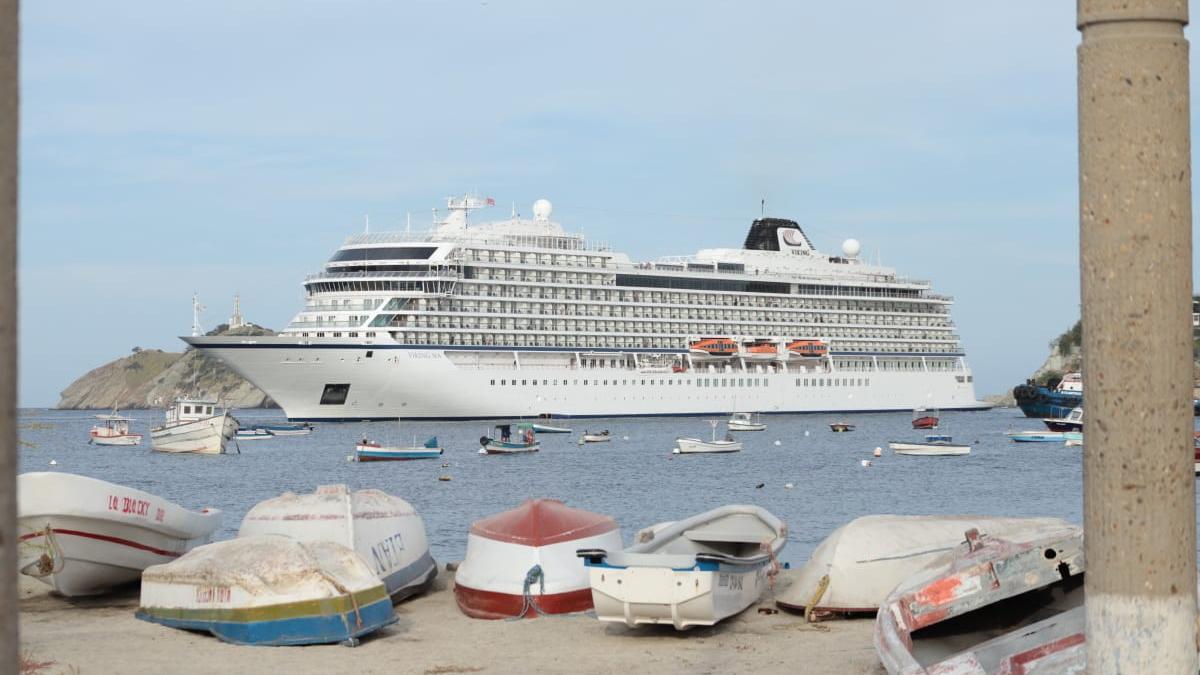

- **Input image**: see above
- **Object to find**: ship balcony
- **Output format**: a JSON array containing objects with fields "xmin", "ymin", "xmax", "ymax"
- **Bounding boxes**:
[
  {"xmin": 306, "ymin": 270, "xmax": 459, "ymax": 281},
  {"xmin": 286, "ymin": 320, "xmax": 365, "ymax": 329}
]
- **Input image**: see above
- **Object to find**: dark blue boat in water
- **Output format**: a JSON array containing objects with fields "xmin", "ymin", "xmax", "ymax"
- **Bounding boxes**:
[{"xmin": 1012, "ymin": 374, "xmax": 1083, "ymax": 419}]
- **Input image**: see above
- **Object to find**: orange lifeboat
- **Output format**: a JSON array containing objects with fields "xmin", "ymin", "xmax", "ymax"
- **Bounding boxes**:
[
  {"xmin": 786, "ymin": 339, "xmax": 828, "ymax": 358},
  {"xmin": 743, "ymin": 341, "xmax": 779, "ymax": 361},
  {"xmin": 689, "ymin": 337, "xmax": 738, "ymax": 357}
]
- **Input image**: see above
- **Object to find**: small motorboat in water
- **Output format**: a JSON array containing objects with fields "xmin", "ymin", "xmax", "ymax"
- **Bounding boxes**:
[
  {"xmin": 581, "ymin": 430, "xmax": 611, "ymax": 443},
  {"xmin": 579, "ymin": 505, "xmax": 786, "ymax": 630},
  {"xmin": 454, "ymin": 499, "xmax": 622, "ymax": 619},
  {"xmin": 249, "ymin": 422, "xmax": 314, "ymax": 436},
  {"xmin": 234, "ymin": 427, "xmax": 272, "ymax": 441},
  {"xmin": 1041, "ymin": 406, "xmax": 1083, "ymax": 432},
  {"xmin": 875, "ymin": 524, "xmax": 1085, "ymax": 674},
  {"xmin": 776, "ymin": 515, "xmax": 1077, "ymax": 618},
  {"xmin": 1006, "ymin": 430, "xmax": 1067, "ymax": 442},
  {"xmin": 910, "ymin": 408, "xmax": 939, "ymax": 430},
  {"xmin": 239, "ymin": 484, "xmax": 437, "ymax": 603},
  {"xmin": 531, "ymin": 421, "xmax": 572, "ymax": 434},
  {"xmin": 889, "ymin": 434, "xmax": 970, "ymax": 456},
  {"xmin": 150, "ymin": 398, "xmax": 237, "ymax": 454},
  {"xmin": 728, "ymin": 411, "xmax": 766, "ymax": 432},
  {"xmin": 479, "ymin": 423, "xmax": 540, "ymax": 454},
  {"xmin": 829, "ymin": 422, "xmax": 855, "ymax": 432},
  {"xmin": 355, "ymin": 436, "xmax": 443, "ymax": 461},
  {"xmin": 17, "ymin": 472, "xmax": 221, "ymax": 596},
  {"xmin": 674, "ymin": 420, "xmax": 741, "ymax": 454},
  {"xmin": 89, "ymin": 413, "xmax": 142, "ymax": 446},
  {"xmin": 136, "ymin": 535, "xmax": 395, "ymax": 646}
]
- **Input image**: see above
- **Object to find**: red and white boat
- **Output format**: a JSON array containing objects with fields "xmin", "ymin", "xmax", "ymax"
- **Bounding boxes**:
[
  {"xmin": 454, "ymin": 499, "xmax": 622, "ymax": 619},
  {"xmin": 89, "ymin": 413, "xmax": 142, "ymax": 446},
  {"xmin": 17, "ymin": 472, "xmax": 221, "ymax": 596}
]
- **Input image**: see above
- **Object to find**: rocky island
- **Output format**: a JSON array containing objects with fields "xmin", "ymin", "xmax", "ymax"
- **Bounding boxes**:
[{"xmin": 56, "ymin": 324, "xmax": 276, "ymax": 410}]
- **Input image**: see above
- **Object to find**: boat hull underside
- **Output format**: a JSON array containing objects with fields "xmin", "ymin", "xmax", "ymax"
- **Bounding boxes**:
[{"xmin": 196, "ymin": 343, "xmax": 988, "ymax": 421}]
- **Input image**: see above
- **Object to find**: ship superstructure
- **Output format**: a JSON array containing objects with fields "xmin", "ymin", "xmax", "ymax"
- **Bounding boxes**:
[{"xmin": 185, "ymin": 196, "xmax": 984, "ymax": 420}]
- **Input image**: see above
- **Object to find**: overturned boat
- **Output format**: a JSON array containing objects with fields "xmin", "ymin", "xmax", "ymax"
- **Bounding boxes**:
[
  {"xmin": 136, "ymin": 535, "xmax": 395, "ymax": 646},
  {"xmin": 776, "ymin": 515, "xmax": 1076, "ymax": 618},
  {"xmin": 579, "ymin": 505, "xmax": 786, "ymax": 630},
  {"xmin": 454, "ymin": 498, "xmax": 622, "ymax": 619},
  {"xmin": 17, "ymin": 472, "xmax": 221, "ymax": 597},
  {"xmin": 875, "ymin": 524, "xmax": 1085, "ymax": 674},
  {"xmin": 238, "ymin": 484, "xmax": 437, "ymax": 603}
]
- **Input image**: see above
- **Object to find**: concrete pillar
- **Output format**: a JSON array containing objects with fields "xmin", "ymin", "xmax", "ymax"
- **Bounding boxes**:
[
  {"xmin": 1078, "ymin": 1, "xmax": 1198, "ymax": 672},
  {"xmin": 0, "ymin": 0, "xmax": 13, "ymax": 671}
]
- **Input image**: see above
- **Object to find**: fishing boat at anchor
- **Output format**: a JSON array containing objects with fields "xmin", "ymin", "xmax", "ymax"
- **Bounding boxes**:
[
  {"xmin": 136, "ymin": 535, "xmax": 395, "ymax": 646},
  {"xmin": 454, "ymin": 499, "xmax": 622, "ymax": 619},
  {"xmin": 728, "ymin": 411, "xmax": 767, "ymax": 432},
  {"xmin": 888, "ymin": 434, "xmax": 970, "ymax": 456},
  {"xmin": 531, "ymin": 421, "xmax": 571, "ymax": 434},
  {"xmin": 578, "ymin": 505, "xmax": 787, "ymax": 630},
  {"xmin": 89, "ymin": 413, "xmax": 142, "ymax": 446},
  {"xmin": 479, "ymin": 423, "xmax": 539, "ymax": 454},
  {"xmin": 239, "ymin": 484, "xmax": 438, "ymax": 602},
  {"xmin": 355, "ymin": 436, "xmax": 443, "ymax": 461},
  {"xmin": 674, "ymin": 420, "xmax": 742, "ymax": 454},
  {"xmin": 17, "ymin": 472, "xmax": 221, "ymax": 596},
  {"xmin": 829, "ymin": 422, "xmax": 855, "ymax": 433},
  {"xmin": 150, "ymin": 398, "xmax": 237, "ymax": 454},
  {"xmin": 910, "ymin": 408, "xmax": 939, "ymax": 430},
  {"xmin": 581, "ymin": 430, "xmax": 611, "ymax": 443}
]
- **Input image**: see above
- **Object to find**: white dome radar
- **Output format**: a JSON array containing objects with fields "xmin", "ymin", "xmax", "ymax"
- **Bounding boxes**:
[
  {"xmin": 532, "ymin": 199, "xmax": 553, "ymax": 222},
  {"xmin": 841, "ymin": 238, "xmax": 861, "ymax": 258}
]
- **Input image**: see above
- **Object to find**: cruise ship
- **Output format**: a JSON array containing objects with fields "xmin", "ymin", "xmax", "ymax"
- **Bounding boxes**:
[{"xmin": 186, "ymin": 196, "xmax": 987, "ymax": 420}]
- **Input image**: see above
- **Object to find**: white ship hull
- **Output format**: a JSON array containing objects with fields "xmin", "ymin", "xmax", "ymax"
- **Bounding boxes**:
[
  {"xmin": 187, "ymin": 339, "xmax": 987, "ymax": 421},
  {"xmin": 151, "ymin": 414, "xmax": 236, "ymax": 454}
]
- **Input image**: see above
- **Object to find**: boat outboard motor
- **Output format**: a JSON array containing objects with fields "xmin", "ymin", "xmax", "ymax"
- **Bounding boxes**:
[{"xmin": 479, "ymin": 435, "xmax": 491, "ymax": 448}]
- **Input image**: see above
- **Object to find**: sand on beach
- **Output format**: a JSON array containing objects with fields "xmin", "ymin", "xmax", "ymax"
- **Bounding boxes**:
[{"xmin": 18, "ymin": 568, "xmax": 883, "ymax": 675}]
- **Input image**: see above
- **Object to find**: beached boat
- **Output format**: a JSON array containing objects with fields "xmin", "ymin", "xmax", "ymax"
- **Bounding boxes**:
[
  {"xmin": 829, "ymin": 422, "xmax": 854, "ymax": 432},
  {"xmin": 910, "ymin": 408, "xmax": 939, "ymax": 430},
  {"xmin": 889, "ymin": 434, "xmax": 970, "ymax": 456},
  {"xmin": 579, "ymin": 505, "xmax": 786, "ymax": 630},
  {"xmin": 89, "ymin": 413, "xmax": 142, "ymax": 446},
  {"xmin": 234, "ymin": 427, "xmax": 272, "ymax": 441},
  {"xmin": 776, "ymin": 515, "xmax": 1077, "ymax": 618},
  {"xmin": 17, "ymin": 472, "xmax": 221, "ymax": 597},
  {"xmin": 150, "ymin": 398, "xmax": 237, "ymax": 454},
  {"xmin": 355, "ymin": 436, "xmax": 443, "ymax": 461},
  {"xmin": 136, "ymin": 535, "xmax": 395, "ymax": 646},
  {"xmin": 479, "ymin": 423, "xmax": 539, "ymax": 454},
  {"xmin": 728, "ymin": 411, "xmax": 766, "ymax": 432},
  {"xmin": 239, "ymin": 484, "xmax": 437, "ymax": 602},
  {"xmin": 1006, "ymin": 430, "xmax": 1067, "ymax": 442},
  {"xmin": 581, "ymin": 430, "xmax": 611, "ymax": 443},
  {"xmin": 674, "ymin": 420, "xmax": 742, "ymax": 454},
  {"xmin": 455, "ymin": 499, "xmax": 622, "ymax": 619},
  {"xmin": 875, "ymin": 524, "xmax": 1085, "ymax": 674},
  {"xmin": 1042, "ymin": 405, "xmax": 1083, "ymax": 432}
]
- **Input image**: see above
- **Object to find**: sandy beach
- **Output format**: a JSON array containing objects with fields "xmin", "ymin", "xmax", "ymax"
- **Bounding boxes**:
[{"xmin": 19, "ymin": 567, "xmax": 882, "ymax": 674}]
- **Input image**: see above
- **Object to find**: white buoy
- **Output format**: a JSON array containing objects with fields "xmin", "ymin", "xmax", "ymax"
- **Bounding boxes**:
[
  {"xmin": 784, "ymin": 483, "xmax": 794, "ymax": 490},
  {"xmin": 804, "ymin": 430, "xmax": 810, "ymax": 437},
  {"xmin": 622, "ymin": 435, "xmax": 629, "ymax": 441},
  {"xmin": 774, "ymin": 440, "xmax": 782, "ymax": 446},
  {"xmin": 672, "ymin": 448, "xmax": 681, "ymax": 454},
  {"xmin": 48, "ymin": 459, "xmax": 57, "ymax": 466},
  {"xmin": 861, "ymin": 459, "xmax": 872, "ymax": 467},
  {"xmin": 345, "ymin": 455, "xmax": 354, "ymax": 462},
  {"xmin": 873, "ymin": 447, "xmax": 882, "ymax": 457}
]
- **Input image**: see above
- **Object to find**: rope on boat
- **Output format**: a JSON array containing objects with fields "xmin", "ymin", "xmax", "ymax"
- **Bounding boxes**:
[
  {"xmin": 318, "ymin": 571, "xmax": 363, "ymax": 630},
  {"xmin": 509, "ymin": 564, "xmax": 546, "ymax": 620},
  {"xmin": 761, "ymin": 539, "xmax": 782, "ymax": 596},
  {"xmin": 804, "ymin": 574, "xmax": 831, "ymax": 623},
  {"xmin": 19, "ymin": 525, "xmax": 63, "ymax": 577}
]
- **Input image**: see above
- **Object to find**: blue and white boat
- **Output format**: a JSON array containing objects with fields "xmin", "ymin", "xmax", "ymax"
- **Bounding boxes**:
[
  {"xmin": 1012, "ymin": 373, "xmax": 1083, "ymax": 419},
  {"xmin": 479, "ymin": 423, "xmax": 539, "ymax": 454},
  {"xmin": 578, "ymin": 505, "xmax": 786, "ymax": 630},
  {"xmin": 234, "ymin": 428, "xmax": 272, "ymax": 441},
  {"xmin": 355, "ymin": 436, "xmax": 442, "ymax": 461},
  {"xmin": 249, "ymin": 422, "xmax": 314, "ymax": 436},
  {"xmin": 531, "ymin": 421, "xmax": 572, "ymax": 434},
  {"xmin": 1006, "ymin": 430, "xmax": 1067, "ymax": 443},
  {"xmin": 136, "ymin": 535, "xmax": 395, "ymax": 646},
  {"xmin": 888, "ymin": 434, "xmax": 971, "ymax": 456}
]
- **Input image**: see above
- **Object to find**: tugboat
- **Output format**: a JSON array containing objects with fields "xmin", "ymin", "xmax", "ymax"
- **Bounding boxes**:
[{"xmin": 1012, "ymin": 372, "xmax": 1083, "ymax": 419}]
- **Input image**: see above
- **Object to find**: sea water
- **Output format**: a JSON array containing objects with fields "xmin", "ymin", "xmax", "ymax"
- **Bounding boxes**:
[{"xmin": 15, "ymin": 407, "xmax": 1166, "ymax": 567}]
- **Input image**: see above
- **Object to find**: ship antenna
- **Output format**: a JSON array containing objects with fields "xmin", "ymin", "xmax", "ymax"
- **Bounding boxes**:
[
  {"xmin": 406, "ymin": 211, "xmax": 411, "ymax": 235},
  {"xmin": 191, "ymin": 293, "xmax": 206, "ymax": 337},
  {"xmin": 364, "ymin": 214, "xmax": 370, "ymax": 234},
  {"xmin": 760, "ymin": 198, "xmax": 765, "ymax": 217}
]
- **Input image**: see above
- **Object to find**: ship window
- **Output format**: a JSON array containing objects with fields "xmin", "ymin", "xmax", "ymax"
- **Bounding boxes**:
[
  {"xmin": 366, "ymin": 351, "xmax": 373, "ymax": 358},
  {"xmin": 206, "ymin": 406, "xmax": 213, "ymax": 415},
  {"xmin": 319, "ymin": 383, "xmax": 350, "ymax": 405},
  {"xmin": 491, "ymin": 380, "xmax": 496, "ymax": 386},
  {"xmin": 501, "ymin": 380, "xmax": 506, "ymax": 385},
  {"xmin": 329, "ymin": 246, "xmax": 437, "ymax": 262},
  {"xmin": 183, "ymin": 406, "xmax": 191, "ymax": 414}
]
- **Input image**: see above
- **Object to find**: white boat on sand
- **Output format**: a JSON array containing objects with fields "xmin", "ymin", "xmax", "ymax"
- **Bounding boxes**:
[
  {"xmin": 674, "ymin": 420, "xmax": 742, "ymax": 454},
  {"xmin": 889, "ymin": 434, "xmax": 970, "ymax": 456},
  {"xmin": 239, "ymin": 484, "xmax": 438, "ymax": 603},
  {"xmin": 875, "ymin": 524, "xmax": 1085, "ymax": 674},
  {"xmin": 136, "ymin": 535, "xmax": 396, "ymax": 646},
  {"xmin": 89, "ymin": 413, "xmax": 142, "ymax": 446},
  {"xmin": 150, "ymin": 398, "xmax": 237, "ymax": 454},
  {"xmin": 727, "ymin": 412, "xmax": 766, "ymax": 432},
  {"xmin": 776, "ymin": 515, "xmax": 1077, "ymax": 617},
  {"xmin": 579, "ymin": 504, "xmax": 786, "ymax": 630},
  {"xmin": 17, "ymin": 472, "xmax": 221, "ymax": 597}
]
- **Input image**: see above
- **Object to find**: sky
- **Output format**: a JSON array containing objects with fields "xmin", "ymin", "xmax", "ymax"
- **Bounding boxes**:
[{"xmin": 17, "ymin": 2, "xmax": 1198, "ymax": 406}]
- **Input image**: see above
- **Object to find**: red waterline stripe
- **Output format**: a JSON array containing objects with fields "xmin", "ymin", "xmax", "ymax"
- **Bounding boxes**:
[{"xmin": 19, "ymin": 528, "xmax": 182, "ymax": 558}]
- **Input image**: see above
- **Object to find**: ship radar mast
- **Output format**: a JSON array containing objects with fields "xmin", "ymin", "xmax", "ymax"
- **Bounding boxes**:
[
  {"xmin": 191, "ymin": 293, "xmax": 206, "ymax": 337},
  {"xmin": 442, "ymin": 194, "xmax": 495, "ymax": 229}
]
